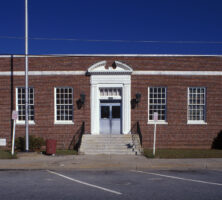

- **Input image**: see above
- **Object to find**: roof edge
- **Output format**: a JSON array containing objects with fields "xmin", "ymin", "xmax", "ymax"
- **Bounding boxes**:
[{"xmin": 0, "ymin": 54, "xmax": 222, "ymax": 58}]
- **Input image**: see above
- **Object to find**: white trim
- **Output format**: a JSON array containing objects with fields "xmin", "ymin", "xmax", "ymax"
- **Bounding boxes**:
[
  {"xmin": 132, "ymin": 71, "xmax": 222, "ymax": 76},
  {"xmin": 90, "ymin": 75, "xmax": 131, "ymax": 135},
  {"xmin": 54, "ymin": 121, "xmax": 74, "ymax": 125},
  {"xmin": 187, "ymin": 87, "xmax": 207, "ymax": 124},
  {"xmin": 30, "ymin": 71, "xmax": 85, "ymax": 75},
  {"xmin": 0, "ymin": 70, "xmax": 222, "ymax": 76},
  {"xmin": 54, "ymin": 87, "xmax": 74, "ymax": 124},
  {"xmin": 0, "ymin": 71, "xmax": 85, "ymax": 76},
  {"xmin": 147, "ymin": 121, "xmax": 168, "ymax": 125},
  {"xmin": 16, "ymin": 87, "xmax": 35, "ymax": 124},
  {"xmin": 187, "ymin": 121, "xmax": 207, "ymax": 125},
  {"xmin": 1, "ymin": 54, "xmax": 222, "ymax": 57},
  {"xmin": 148, "ymin": 87, "xmax": 167, "ymax": 124},
  {"xmin": 54, "ymin": 87, "xmax": 56, "ymax": 124},
  {"xmin": 99, "ymin": 96, "xmax": 122, "ymax": 100},
  {"xmin": 88, "ymin": 60, "xmax": 133, "ymax": 75},
  {"xmin": 16, "ymin": 121, "xmax": 35, "ymax": 125}
]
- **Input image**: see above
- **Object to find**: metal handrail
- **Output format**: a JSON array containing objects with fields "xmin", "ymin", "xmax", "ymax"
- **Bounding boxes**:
[
  {"xmin": 69, "ymin": 121, "xmax": 85, "ymax": 150},
  {"xmin": 131, "ymin": 121, "xmax": 143, "ymax": 154}
]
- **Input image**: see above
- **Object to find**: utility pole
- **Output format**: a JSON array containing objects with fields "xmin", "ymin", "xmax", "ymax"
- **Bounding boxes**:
[{"xmin": 25, "ymin": 0, "xmax": 29, "ymax": 151}]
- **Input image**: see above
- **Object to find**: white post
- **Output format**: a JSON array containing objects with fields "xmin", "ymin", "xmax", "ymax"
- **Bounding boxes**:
[
  {"xmin": 153, "ymin": 112, "xmax": 158, "ymax": 156},
  {"xmin": 153, "ymin": 122, "xmax": 156, "ymax": 156},
  {"xmin": 11, "ymin": 110, "xmax": 18, "ymax": 155},
  {"xmin": 25, "ymin": 0, "xmax": 29, "ymax": 151},
  {"xmin": 11, "ymin": 120, "xmax": 16, "ymax": 155}
]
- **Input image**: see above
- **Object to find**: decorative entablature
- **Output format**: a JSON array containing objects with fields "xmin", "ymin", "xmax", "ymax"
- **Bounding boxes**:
[{"xmin": 87, "ymin": 60, "xmax": 133, "ymax": 75}]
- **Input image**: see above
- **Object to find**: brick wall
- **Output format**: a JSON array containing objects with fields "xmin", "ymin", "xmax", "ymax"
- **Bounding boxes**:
[
  {"xmin": 0, "ymin": 55, "xmax": 221, "ymax": 149},
  {"xmin": 131, "ymin": 75, "xmax": 222, "ymax": 149}
]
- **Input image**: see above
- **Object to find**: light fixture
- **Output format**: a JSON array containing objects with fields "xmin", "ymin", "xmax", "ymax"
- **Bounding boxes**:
[
  {"xmin": 80, "ymin": 93, "xmax": 85, "ymax": 105},
  {"xmin": 131, "ymin": 93, "xmax": 141, "ymax": 109},
  {"xmin": 77, "ymin": 93, "xmax": 85, "ymax": 109},
  {"xmin": 135, "ymin": 93, "xmax": 141, "ymax": 104}
]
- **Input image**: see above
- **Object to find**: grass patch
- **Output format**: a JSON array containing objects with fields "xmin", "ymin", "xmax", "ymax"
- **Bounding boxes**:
[
  {"xmin": 0, "ymin": 150, "xmax": 17, "ymax": 159},
  {"xmin": 55, "ymin": 149, "xmax": 78, "ymax": 156},
  {"xmin": 144, "ymin": 149, "xmax": 222, "ymax": 159}
]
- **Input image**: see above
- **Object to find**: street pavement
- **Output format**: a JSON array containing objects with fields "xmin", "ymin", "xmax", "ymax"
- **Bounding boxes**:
[
  {"xmin": 1, "ymin": 169, "xmax": 222, "ymax": 200},
  {"xmin": 1, "ymin": 154, "xmax": 222, "ymax": 199}
]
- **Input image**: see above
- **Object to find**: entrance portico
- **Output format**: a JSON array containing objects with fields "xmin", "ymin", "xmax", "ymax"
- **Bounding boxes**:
[{"xmin": 88, "ymin": 61, "xmax": 132, "ymax": 135}]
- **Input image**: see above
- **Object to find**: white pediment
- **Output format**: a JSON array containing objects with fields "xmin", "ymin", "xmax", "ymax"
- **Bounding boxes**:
[{"xmin": 88, "ymin": 60, "xmax": 133, "ymax": 74}]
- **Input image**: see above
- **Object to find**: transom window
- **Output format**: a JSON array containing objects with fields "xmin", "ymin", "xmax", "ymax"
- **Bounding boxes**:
[
  {"xmin": 188, "ymin": 87, "xmax": 206, "ymax": 123},
  {"xmin": 55, "ymin": 87, "xmax": 73, "ymax": 122},
  {"xmin": 99, "ymin": 88, "xmax": 122, "ymax": 98},
  {"xmin": 148, "ymin": 87, "xmax": 167, "ymax": 122},
  {"xmin": 16, "ymin": 87, "xmax": 34, "ymax": 122}
]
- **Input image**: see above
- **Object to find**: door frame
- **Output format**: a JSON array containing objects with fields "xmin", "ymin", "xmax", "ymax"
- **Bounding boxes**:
[
  {"xmin": 88, "ymin": 60, "xmax": 132, "ymax": 135},
  {"xmin": 100, "ymin": 100, "xmax": 122, "ymax": 134}
]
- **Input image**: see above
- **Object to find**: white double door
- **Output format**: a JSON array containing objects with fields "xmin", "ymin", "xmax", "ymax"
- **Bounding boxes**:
[{"xmin": 100, "ymin": 100, "xmax": 121, "ymax": 134}]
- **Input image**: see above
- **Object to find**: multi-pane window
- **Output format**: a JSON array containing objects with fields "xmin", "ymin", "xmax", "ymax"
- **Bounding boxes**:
[
  {"xmin": 188, "ymin": 87, "xmax": 206, "ymax": 122},
  {"xmin": 148, "ymin": 87, "xmax": 167, "ymax": 121},
  {"xmin": 55, "ymin": 88, "xmax": 73, "ymax": 122},
  {"xmin": 16, "ymin": 87, "xmax": 34, "ymax": 121}
]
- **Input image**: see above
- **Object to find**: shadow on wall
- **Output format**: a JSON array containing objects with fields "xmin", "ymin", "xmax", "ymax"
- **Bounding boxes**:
[
  {"xmin": 212, "ymin": 130, "xmax": 222, "ymax": 149},
  {"xmin": 69, "ymin": 121, "xmax": 85, "ymax": 151},
  {"xmin": 131, "ymin": 121, "xmax": 142, "ymax": 145}
]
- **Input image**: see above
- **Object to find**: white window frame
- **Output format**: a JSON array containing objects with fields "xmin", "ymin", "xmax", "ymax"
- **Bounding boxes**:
[
  {"xmin": 187, "ymin": 87, "xmax": 207, "ymax": 125},
  {"xmin": 54, "ymin": 87, "xmax": 74, "ymax": 124},
  {"xmin": 148, "ymin": 87, "xmax": 168, "ymax": 124},
  {"xmin": 16, "ymin": 87, "xmax": 35, "ymax": 125}
]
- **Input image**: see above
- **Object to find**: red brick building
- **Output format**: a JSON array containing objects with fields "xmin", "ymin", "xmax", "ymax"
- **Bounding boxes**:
[{"xmin": 0, "ymin": 54, "xmax": 221, "ymax": 151}]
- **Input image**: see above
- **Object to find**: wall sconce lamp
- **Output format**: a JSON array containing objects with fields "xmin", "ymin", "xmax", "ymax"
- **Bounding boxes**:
[
  {"xmin": 80, "ymin": 93, "xmax": 85, "ymax": 104},
  {"xmin": 135, "ymin": 93, "xmax": 141, "ymax": 104},
  {"xmin": 131, "ymin": 93, "xmax": 141, "ymax": 109},
  {"xmin": 77, "ymin": 93, "xmax": 85, "ymax": 109}
]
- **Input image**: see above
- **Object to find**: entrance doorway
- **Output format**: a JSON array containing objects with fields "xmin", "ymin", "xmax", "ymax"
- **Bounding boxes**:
[{"xmin": 100, "ymin": 100, "xmax": 121, "ymax": 134}]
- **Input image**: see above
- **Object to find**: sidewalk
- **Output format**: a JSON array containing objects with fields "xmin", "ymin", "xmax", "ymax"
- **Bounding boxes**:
[{"xmin": 1, "ymin": 153, "xmax": 222, "ymax": 170}]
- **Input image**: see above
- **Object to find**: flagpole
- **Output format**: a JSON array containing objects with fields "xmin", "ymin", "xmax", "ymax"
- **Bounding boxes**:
[{"xmin": 25, "ymin": 0, "xmax": 29, "ymax": 151}]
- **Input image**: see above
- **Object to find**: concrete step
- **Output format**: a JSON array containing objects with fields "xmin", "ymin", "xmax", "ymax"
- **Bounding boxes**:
[
  {"xmin": 79, "ymin": 134, "xmax": 142, "ymax": 155},
  {"xmin": 79, "ymin": 150, "xmax": 139, "ymax": 155},
  {"xmin": 80, "ymin": 147, "xmax": 135, "ymax": 151}
]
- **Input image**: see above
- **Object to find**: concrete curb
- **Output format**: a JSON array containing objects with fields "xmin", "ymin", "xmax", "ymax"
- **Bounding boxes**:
[{"xmin": 1, "ymin": 155, "xmax": 222, "ymax": 171}]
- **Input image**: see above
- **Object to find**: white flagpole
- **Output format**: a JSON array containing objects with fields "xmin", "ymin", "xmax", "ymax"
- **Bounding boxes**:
[{"xmin": 25, "ymin": 0, "xmax": 29, "ymax": 151}]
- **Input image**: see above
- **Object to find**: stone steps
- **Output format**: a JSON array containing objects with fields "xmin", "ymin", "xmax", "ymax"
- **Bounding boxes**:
[{"xmin": 79, "ymin": 134, "xmax": 142, "ymax": 155}]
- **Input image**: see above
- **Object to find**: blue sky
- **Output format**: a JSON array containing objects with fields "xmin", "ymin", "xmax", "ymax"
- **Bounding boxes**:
[{"xmin": 0, "ymin": 0, "xmax": 222, "ymax": 54}]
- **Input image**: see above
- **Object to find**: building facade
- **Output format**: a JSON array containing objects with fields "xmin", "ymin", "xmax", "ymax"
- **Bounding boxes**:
[{"xmin": 0, "ymin": 55, "xmax": 222, "ymax": 150}]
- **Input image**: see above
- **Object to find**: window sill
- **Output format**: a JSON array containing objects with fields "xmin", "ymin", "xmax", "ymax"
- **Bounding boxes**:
[
  {"xmin": 54, "ymin": 121, "xmax": 74, "ymax": 125},
  {"xmin": 147, "ymin": 121, "xmax": 168, "ymax": 125},
  {"xmin": 16, "ymin": 121, "xmax": 35, "ymax": 125},
  {"xmin": 187, "ymin": 121, "xmax": 207, "ymax": 125}
]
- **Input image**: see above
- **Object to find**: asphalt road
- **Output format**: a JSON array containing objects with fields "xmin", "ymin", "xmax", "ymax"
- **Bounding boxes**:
[{"xmin": 0, "ymin": 169, "xmax": 222, "ymax": 200}]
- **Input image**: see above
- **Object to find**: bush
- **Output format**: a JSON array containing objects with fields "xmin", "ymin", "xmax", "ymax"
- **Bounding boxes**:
[
  {"xmin": 15, "ymin": 137, "xmax": 25, "ymax": 151},
  {"xmin": 212, "ymin": 131, "xmax": 222, "ymax": 149},
  {"xmin": 15, "ymin": 136, "xmax": 45, "ymax": 152}
]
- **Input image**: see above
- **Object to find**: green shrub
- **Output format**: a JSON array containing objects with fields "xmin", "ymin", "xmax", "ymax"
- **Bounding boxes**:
[
  {"xmin": 15, "ymin": 136, "xmax": 45, "ymax": 151},
  {"xmin": 143, "ymin": 149, "xmax": 155, "ymax": 158},
  {"xmin": 15, "ymin": 137, "xmax": 25, "ymax": 151}
]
